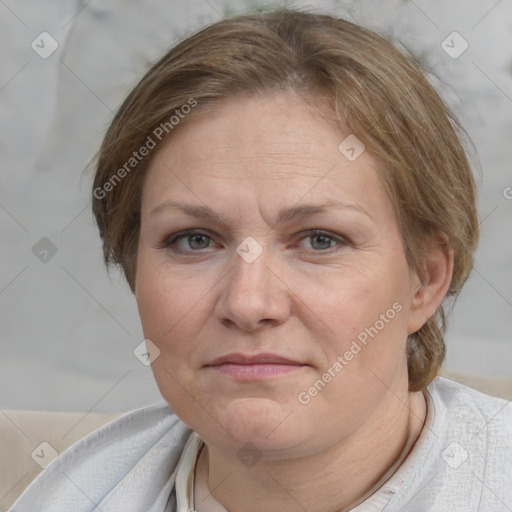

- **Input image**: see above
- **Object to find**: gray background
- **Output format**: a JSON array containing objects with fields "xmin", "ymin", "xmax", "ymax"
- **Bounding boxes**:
[{"xmin": 1, "ymin": 0, "xmax": 511, "ymax": 413}]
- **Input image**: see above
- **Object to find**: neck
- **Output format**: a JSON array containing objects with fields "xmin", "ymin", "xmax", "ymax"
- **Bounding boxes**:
[{"xmin": 202, "ymin": 389, "xmax": 427, "ymax": 512}]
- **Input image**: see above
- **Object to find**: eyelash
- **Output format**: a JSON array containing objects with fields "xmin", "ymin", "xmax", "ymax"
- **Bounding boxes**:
[{"xmin": 157, "ymin": 229, "xmax": 351, "ymax": 254}]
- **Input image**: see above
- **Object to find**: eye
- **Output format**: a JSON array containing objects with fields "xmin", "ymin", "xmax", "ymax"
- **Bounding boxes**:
[
  {"xmin": 158, "ymin": 228, "xmax": 350, "ymax": 254},
  {"xmin": 158, "ymin": 230, "xmax": 217, "ymax": 252},
  {"xmin": 296, "ymin": 230, "xmax": 350, "ymax": 251}
]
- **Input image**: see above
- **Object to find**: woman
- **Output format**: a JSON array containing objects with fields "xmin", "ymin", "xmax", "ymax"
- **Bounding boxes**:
[{"xmin": 9, "ymin": 8, "xmax": 511, "ymax": 512}]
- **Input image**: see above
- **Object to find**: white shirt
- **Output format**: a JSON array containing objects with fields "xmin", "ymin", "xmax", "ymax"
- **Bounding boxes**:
[
  {"xmin": 172, "ymin": 377, "xmax": 512, "ymax": 511},
  {"xmin": 8, "ymin": 377, "xmax": 512, "ymax": 511},
  {"xmin": 172, "ymin": 396, "xmax": 423, "ymax": 511}
]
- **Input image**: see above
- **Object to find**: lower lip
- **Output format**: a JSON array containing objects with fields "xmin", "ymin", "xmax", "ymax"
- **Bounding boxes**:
[{"xmin": 209, "ymin": 363, "xmax": 305, "ymax": 380}]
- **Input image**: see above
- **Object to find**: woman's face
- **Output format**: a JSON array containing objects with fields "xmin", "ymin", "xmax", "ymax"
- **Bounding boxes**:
[{"xmin": 135, "ymin": 91, "xmax": 426, "ymax": 457}]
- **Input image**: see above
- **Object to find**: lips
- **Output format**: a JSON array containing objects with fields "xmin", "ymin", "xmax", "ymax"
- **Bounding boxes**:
[
  {"xmin": 205, "ymin": 352, "xmax": 307, "ymax": 380},
  {"xmin": 206, "ymin": 352, "xmax": 303, "ymax": 366}
]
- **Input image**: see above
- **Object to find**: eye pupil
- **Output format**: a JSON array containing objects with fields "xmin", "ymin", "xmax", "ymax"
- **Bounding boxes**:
[
  {"xmin": 311, "ymin": 234, "xmax": 332, "ymax": 250},
  {"xmin": 189, "ymin": 234, "xmax": 210, "ymax": 249}
]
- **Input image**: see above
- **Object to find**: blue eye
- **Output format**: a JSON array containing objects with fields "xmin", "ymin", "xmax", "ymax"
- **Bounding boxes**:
[
  {"xmin": 158, "ymin": 229, "xmax": 349, "ymax": 254},
  {"xmin": 159, "ymin": 230, "xmax": 214, "ymax": 252},
  {"xmin": 298, "ymin": 230, "xmax": 347, "ymax": 251}
]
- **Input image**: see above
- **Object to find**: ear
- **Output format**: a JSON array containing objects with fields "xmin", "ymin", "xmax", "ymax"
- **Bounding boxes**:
[{"xmin": 407, "ymin": 237, "xmax": 454, "ymax": 335}]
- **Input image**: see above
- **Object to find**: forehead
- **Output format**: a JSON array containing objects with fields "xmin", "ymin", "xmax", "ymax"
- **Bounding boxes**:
[
  {"xmin": 141, "ymin": 92, "xmax": 392, "ymax": 222},
  {"xmin": 151, "ymin": 92, "xmax": 346, "ymax": 170}
]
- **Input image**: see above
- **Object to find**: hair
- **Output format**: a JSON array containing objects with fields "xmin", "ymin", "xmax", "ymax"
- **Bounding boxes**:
[{"xmin": 92, "ymin": 8, "xmax": 479, "ymax": 391}]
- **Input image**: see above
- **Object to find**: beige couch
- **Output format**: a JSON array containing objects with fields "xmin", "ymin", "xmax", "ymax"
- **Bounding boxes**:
[{"xmin": 1, "ymin": 369, "xmax": 511, "ymax": 512}]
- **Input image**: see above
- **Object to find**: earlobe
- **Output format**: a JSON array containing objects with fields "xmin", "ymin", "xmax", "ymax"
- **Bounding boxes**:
[{"xmin": 407, "ymin": 240, "xmax": 454, "ymax": 335}]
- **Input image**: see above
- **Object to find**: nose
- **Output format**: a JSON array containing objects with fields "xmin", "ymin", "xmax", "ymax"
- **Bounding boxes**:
[{"xmin": 215, "ymin": 246, "xmax": 291, "ymax": 332}]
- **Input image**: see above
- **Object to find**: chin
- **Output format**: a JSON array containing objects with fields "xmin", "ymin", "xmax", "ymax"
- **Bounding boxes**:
[{"xmin": 199, "ymin": 397, "xmax": 310, "ymax": 453}]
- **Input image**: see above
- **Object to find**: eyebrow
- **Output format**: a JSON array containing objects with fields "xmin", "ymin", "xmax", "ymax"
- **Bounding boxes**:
[{"xmin": 150, "ymin": 200, "xmax": 372, "ymax": 225}]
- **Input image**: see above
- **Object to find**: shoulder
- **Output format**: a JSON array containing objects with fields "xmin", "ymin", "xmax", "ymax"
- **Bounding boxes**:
[
  {"xmin": 385, "ymin": 376, "xmax": 512, "ymax": 511},
  {"xmin": 429, "ymin": 376, "xmax": 512, "ymax": 438},
  {"xmin": 398, "ymin": 376, "xmax": 512, "ymax": 510},
  {"xmin": 51, "ymin": 400, "xmax": 193, "ymax": 465},
  {"xmin": 427, "ymin": 376, "xmax": 512, "ymax": 474},
  {"xmin": 8, "ymin": 401, "xmax": 192, "ymax": 511}
]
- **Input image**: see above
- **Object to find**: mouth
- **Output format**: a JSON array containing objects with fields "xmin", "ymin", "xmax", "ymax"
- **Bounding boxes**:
[{"xmin": 204, "ymin": 353, "xmax": 308, "ymax": 381}]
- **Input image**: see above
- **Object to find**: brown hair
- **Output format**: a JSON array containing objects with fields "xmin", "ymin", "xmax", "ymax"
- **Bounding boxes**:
[{"xmin": 92, "ymin": 8, "xmax": 479, "ymax": 391}]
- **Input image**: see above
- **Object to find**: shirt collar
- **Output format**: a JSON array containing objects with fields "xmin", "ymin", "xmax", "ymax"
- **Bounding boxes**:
[
  {"xmin": 173, "ymin": 387, "xmax": 435, "ymax": 512},
  {"xmin": 174, "ymin": 431, "xmax": 228, "ymax": 512}
]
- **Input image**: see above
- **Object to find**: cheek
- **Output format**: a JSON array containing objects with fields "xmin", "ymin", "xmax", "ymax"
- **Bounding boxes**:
[
  {"xmin": 135, "ymin": 257, "xmax": 189, "ymax": 373},
  {"xmin": 136, "ymin": 248, "xmax": 201, "ymax": 337},
  {"xmin": 135, "ymin": 253, "xmax": 208, "ymax": 421},
  {"xmin": 304, "ymin": 278, "xmax": 409, "ymax": 418},
  {"xmin": 309, "ymin": 261, "xmax": 410, "ymax": 374},
  {"xmin": 134, "ymin": 250, "xmax": 220, "ymax": 390},
  {"xmin": 312, "ymin": 265, "xmax": 401, "ymax": 331}
]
